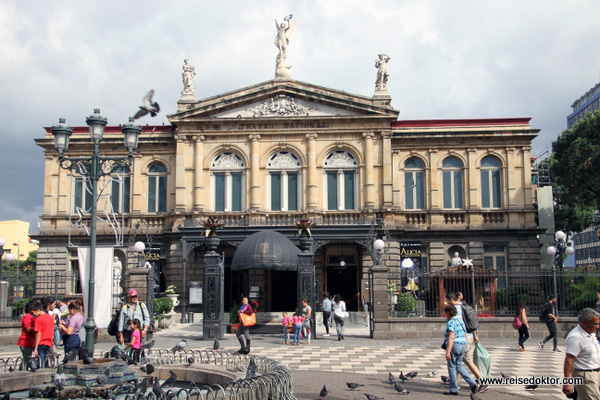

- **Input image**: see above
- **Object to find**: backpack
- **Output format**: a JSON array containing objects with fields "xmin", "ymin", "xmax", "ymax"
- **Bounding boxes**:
[
  {"xmin": 539, "ymin": 303, "xmax": 550, "ymax": 322},
  {"xmin": 461, "ymin": 304, "xmax": 479, "ymax": 333}
]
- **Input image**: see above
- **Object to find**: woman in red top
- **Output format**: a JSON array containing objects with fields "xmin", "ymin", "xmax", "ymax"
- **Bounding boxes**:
[
  {"xmin": 17, "ymin": 300, "xmax": 36, "ymax": 370},
  {"xmin": 236, "ymin": 297, "xmax": 254, "ymax": 354}
]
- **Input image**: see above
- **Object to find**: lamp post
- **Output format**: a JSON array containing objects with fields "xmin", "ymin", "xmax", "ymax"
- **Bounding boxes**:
[
  {"xmin": 0, "ymin": 238, "xmax": 14, "ymax": 283},
  {"xmin": 51, "ymin": 109, "xmax": 141, "ymax": 356},
  {"xmin": 546, "ymin": 230, "xmax": 575, "ymax": 316}
]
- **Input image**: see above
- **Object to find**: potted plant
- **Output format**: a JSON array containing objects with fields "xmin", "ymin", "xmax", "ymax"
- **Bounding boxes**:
[
  {"xmin": 387, "ymin": 283, "xmax": 398, "ymax": 305},
  {"xmin": 164, "ymin": 285, "xmax": 179, "ymax": 312},
  {"xmin": 203, "ymin": 218, "xmax": 225, "ymax": 237},
  {"xmin": 154, "ymin": 296, "xmax": 174, "ymax": 329},
  {"xmin": 229, "ymin": 302, "xmax": 240, "ymax": 334},
  {"xmin": 295, "ymin": 219, "xmax": 316, "ymax": 237}
]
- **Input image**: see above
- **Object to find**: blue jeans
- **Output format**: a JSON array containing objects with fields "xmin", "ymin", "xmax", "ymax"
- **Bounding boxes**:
[
  {"xmin": 294, "ymin": 324, "xmax": 302, "ymax": 344},
  {"xmin": 447, "ymin": 343, "xmax": 476, "ymax": 393},
  {"xmin": 283, "ymin": 326, "xmax": 289, "ymax": 343},
  {"xmin": 37, "ymin": 344, "xmax": 50, "ymax": 368},
  {"xmin": 63, "ymin": 334, "xmax": 81, "ymax": 355}
]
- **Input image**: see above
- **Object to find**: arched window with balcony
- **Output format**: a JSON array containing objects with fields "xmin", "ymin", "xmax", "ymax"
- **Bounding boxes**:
[
  {"xmin": 404, "ymin": 157, "xmax": 425, "ymax": 210},
  {"xmin": 111, "ymin": 165, "xmax": 130, "ymax": 213},
  {"xmin": 442, "ymin": 157, "xmax": 464, "ymax": 209},
  {"xmin": 148, "ymin": 162, "xmax": 167, "ymax": 213},
  {"xmin": 323, "ymin": 150, "xmax": 358, "ymax": 211},
  {"xmin": 480, "ymin": 156, "xmax": 502, "ymax": 208},
  {"xmin": 267, "ymin": 151, "xmax": 301, "ymax": 211},
  {"xmin": 211, "ymin": 152, "xmax": 245, "ymax": 212}
]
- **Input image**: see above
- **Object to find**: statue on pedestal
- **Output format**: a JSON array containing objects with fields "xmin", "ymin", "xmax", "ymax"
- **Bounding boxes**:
[
  {"xmin": 274, "ymin": 15, "xmax": 296, "ymax": 79},
  {"xmin": 181, "ymin": 59, "xmax": 196, "ymax": 95},
  {"xmin": 450, "ymin": 252, "xmax": 463, "ymax": 267},
  {"xmin": 375, "ymin": 54, "xmax": 390, "ymax": 90}
]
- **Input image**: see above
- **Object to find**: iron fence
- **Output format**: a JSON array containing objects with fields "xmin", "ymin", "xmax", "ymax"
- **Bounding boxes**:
[{"xmin": 388, "ymin": 266, "xmax": 600, "ymax": 317}]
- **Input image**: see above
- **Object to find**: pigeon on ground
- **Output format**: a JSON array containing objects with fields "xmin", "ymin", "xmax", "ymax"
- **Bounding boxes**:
[
  {"xmin": 79, "ymin": 346, "xmax": 88, "ymax": 361},
  {"xmin": 140, "ymin": 363, "xmax": 155, "ymax": 375},
  {"xmin": 365, "ymin": 394, "xmax": 384, "ymax": 400},
  {"xmin": 501, "ymin": 372, "xmax": 509, "ymax": 379},
  {"xmin": 142, "ymin": 340, "xmax": 155, "ymax": 350},
  {"xmin": 160, "ymin": 370, "xmax": 177, "ymax": 388},
  {"xmin": 346, "ymin": 382, "xmax": 365, "ymax": 391},
  {"xmin": 152, "ymin": 377, "xmax": 166, "ymax": 398},
  {"xmin": 398, "ymin": 371, "xmax": 408, "ymax": 382},
  {"xmin": 95, "ymin": 367, "xmax": 110, "ymax": 385},
  {"xmin": 27, "ymin": 357, "xmax": 38, "ymax": 372},
  {"xmin": 394, "ymin": 381, "xmax": 410, "ymax": 395},
  {"xmin": 7, "ymin": 360, "xmax": 15, "ymax": 372},
  {"xmin": 388, "ymin": 372, "xmax": 395, "ymax": 384},
  {"xmin": 63, "ymin": 349, "xmax": 77, "ymax": 364},
  {"xmin": 135, "ymin": 378, "xmax": 148, "ymax": 398},
  {"xmin": 525, "ymin": 384, "xmax": 538, "ymax": 390},
  {"xmin": 134, "ymin": 90, "xmax": 160, "ymax": 120},
  {"xmin": 109, "ymin": 346, "xmax": 123, "ymax": 359},
  {"xmin": 245, "ymin": 357, "xmax": 257, "ymax": 380},
  {"xmin": 441, "ymin": 375, "xmax": 449, "ymax": 384},
  {"xmin": 406, "ymin": 371, "xmax": 418, "ymax": 379},
  {"xmin": 213, "ymin": 339, "xmax": 220, "ymax": 350},
  {"xmin": 427, "ymin": 370, "xmax": 437, "ymax": 377},
  {"xmin": 187, "ymin": 357, "xmax": 195, "ymax": 367},
  {"xmin": 319, "ymin": 385, "xmax": 328, "ymax": 399},
  {"xmin": 171, "ymin": 339, "xmax": 187, "ymax": 353}
]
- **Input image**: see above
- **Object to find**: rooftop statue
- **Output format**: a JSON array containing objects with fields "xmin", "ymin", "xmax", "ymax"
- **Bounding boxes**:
[
  {"xmin": 182, "ymin": 58, "xmax": 196, "ymax": 95},
  {"xmin": 375, "ymin": 54, "xmax": 390, "ymax": 90},
  {"xmin": 274, "ymin": 14, "xmax": 296, "ymax": 79}
]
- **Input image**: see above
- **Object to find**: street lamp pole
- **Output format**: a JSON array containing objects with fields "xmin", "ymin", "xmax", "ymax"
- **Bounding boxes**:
[
  {"xmin": 546, "ymin": 230, "xmax": 575, "ymax": 316},
  {"xmin": 0, "ymin": 239, "xmax": 14, "ymax": 283},
  {"xmin": 51, "ymin": 110, "xmax": 141, "ymax": 356}
]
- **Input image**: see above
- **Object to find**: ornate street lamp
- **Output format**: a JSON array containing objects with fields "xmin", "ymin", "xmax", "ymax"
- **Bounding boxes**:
[
  {"xmin": 51, "ymin": 109, "xmax": 141, "ymax": 356},
  {"xmin": 546, "ymin": 230, "xmax": 575, "ymax": 316},
  {"xmin": 0, "ymin": 238, "xmax": 14, "ymax": 283}
]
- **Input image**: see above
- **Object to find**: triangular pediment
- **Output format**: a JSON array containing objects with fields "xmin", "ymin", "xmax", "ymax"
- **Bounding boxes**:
[{"xmin": 169, "ymin": 79, "xmax": 398, "ymax": 122}]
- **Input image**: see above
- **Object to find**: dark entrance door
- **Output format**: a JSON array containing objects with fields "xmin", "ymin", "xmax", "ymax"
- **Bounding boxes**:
[
  {"xmin": 326, "ymin": 265, "xmax": 358, "ymax": 311},
  {"xmin": 270, "ymin": 270, "xmax": 297, "ymax": 312}
]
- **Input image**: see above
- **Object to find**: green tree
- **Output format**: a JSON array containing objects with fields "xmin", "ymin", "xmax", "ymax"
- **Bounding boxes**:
[{"xmin": 550, "ymin": 109, "xmax": 600, "ymax": 233}]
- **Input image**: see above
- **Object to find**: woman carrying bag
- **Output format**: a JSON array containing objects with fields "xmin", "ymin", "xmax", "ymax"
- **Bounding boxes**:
[
  {"xmin": 236, "ymin": 297, "xmax": 255, "ymax": 354},
  {"xmin": 515, "ymin": 300, "xmax": 530, "ymax": 351},
  {"xmin": 332, "ymin": 294, "xmax": 347, "ymax": 341}
]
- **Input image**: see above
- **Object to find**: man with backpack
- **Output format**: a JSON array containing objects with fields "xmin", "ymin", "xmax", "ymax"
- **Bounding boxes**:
[
  {"xmin": 539, "ymin": 294, "xmax": 560, "ymax": 352},
  {"xmin": 117, "ymin": 289, "xmax": 150, "ymax": 346},
  {"xmin": 446, "ymin": 292, "xmax": 488, "ymax": 392}
]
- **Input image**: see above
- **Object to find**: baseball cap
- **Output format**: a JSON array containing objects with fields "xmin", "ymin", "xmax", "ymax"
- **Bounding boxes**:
[{"xmin": 127, "ymin": 289, "xmax": 138, "ymax": 297}]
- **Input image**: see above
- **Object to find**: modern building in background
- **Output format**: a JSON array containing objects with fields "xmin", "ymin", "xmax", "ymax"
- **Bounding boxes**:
[
  {"xmin": 567, "ymin": 81, "xmax": 600, "ymax": 128},
  {"xmin": 0, "ymin": 220, "xmax": 39, "ymax": 261}
]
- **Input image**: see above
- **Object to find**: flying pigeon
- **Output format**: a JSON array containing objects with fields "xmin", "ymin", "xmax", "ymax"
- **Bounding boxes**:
[
  {"xmin": 319, "ymin": 385, "xmax": 328, "ymax": 399},
  {"xmin": 406, "ymin": 371, "xmax": 418, "ymax": 379},
  {"xmin": 427, "ymin": 370, "xmax": 437, "ymax": 377},
  {"xmin": 388, "ymin": 372, "xmax": 395, "ymax": 384},
  {"xmin": 398, "ymin": 371, "xmax": 408, "ymax": 382},
  {"xmin": 245, "ymin": 357, "xmax": 257, "ymax": 380},
  {"xmin": 213, "ymin": 339, "xmax": 220, "ymax": 350},
  {"xmin": 135, "ymin": 378, "xmax": 148, "ymax": 398},
  {"xmin": 134, "ymin": 90, "xmax": 160, "ymax": 120},
  {"xmin": 365, "ymin": 394, "xmax": 384, "ymax": 400},
  {"xmin": 171, "ymin": 339, "xmax": 187, "ymax": 353},
  {"xmin": 346, "ymin": 382, "xmax": 365, "ymax": 391},
  {"xmin": 525, "ymin": 384, "xmax": 538, "ymax": 390},
  {"xmin": 140, "ymin": 363, "xmax": 155, "ymax": 375},
  {"xmin": 161, "ymin": 370, "xmax": 177, "ymax": 388},
  {"xmin": 394, "ymin": 381, "xmax": 410, "ymax": 395}
]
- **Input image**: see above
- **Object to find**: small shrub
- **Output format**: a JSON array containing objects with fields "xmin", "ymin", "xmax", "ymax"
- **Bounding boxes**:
[
  {"xmin": 396, "ymin": 293, "xmax": 417, "ymax": 313},
  {"xmin": 154, "ymin": 297, "xmax": 173, "ymax": 314}
]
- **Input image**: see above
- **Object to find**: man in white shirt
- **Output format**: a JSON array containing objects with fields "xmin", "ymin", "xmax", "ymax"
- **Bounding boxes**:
[{"xmin": 563, "ymin": 308, "xmax": 600, "ymax": 399}]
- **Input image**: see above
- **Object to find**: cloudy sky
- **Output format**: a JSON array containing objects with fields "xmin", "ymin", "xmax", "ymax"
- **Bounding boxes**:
[{"xmin": 1, "ymin": 1, "xmax": 599, "ymax": 232}]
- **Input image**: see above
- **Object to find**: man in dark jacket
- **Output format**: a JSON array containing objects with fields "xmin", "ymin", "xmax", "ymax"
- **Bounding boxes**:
[{"xmin": 539, "ymin": 294, "xmax": 560, "ymax": 352}]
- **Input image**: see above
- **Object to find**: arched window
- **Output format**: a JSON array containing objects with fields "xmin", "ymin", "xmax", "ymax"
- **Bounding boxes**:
[
  {"xmin": 211, "ymin": 152, "xmax": 245, "ymax": 212},
  {"xmin": 442, "ymin": 157, "xmax": 464, "ymax": 209},
  {"xmin": 323, "ymin": 150, "xmax": 358, "ymax": 211},
  {"xmin": 404, "ymin": 157, "xmax": 425, "ymax": 210},
  {"xmin": 111, "ymin": 165, "xmax": 130, "ymax": 213},
  {"xmin": 267, "ymin": 151, "xmax": 301, "ymax": 211},
  {"xmin": 148, "ymin": 162, "xmax": 167, "ymax": 213},
  {"xmin": 481, "ymin": 156, "xmax": 502, "ymax": 208}
]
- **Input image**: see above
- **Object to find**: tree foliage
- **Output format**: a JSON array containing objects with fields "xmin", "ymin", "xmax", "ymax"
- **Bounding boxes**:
[{"xmin": 550, "ymin": 109, "xmax": 600, "ymax": 233}]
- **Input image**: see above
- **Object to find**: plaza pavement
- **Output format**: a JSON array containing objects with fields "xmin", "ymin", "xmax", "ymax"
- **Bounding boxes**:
[{"xmin": 0, "ymin": 317, "xmax": 569, "ymax": 399}]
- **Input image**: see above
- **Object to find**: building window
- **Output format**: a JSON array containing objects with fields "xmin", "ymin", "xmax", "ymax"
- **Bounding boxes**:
[
  {"xmin": 442, "ymin": 157, "xmax": 464, "ymax": 209},
  {"xmin": 404, "ymin": 157, "xmax": 425, "ymax": 210},
  {"xmin": 111, "ymin": 166, "xmax": 130, "ymax": 214},
  {"xmin": 484, "ymin": 245, "xmax": 506, "ymax": 289},
  {"xmin": 267, "ymin": 151, "xmax": 301, "ymax": 211},
  {"xmin": 323, "ymin": 150, "xmax": 358, "ymax": 211},
  {"xmin": 73, "ymin": 177, "xmax": 93, "ymax": 212},
  {"xmin": 211, "ymin": 152, "xmax": 245, "ymax": 212},
  {"xmin": 481, "ymin": 156, "xmax": 502, "ymax": 208},
  {"xmin": 148, "ymin": 162, "xmax": 167, "ymax": 213}
]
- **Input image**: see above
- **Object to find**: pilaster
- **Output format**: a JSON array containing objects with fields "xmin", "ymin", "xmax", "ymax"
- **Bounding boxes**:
[
  {"xmin": 174, "ymin": 135, "xmax": 187, "ymax": 212},
  {"xmin": 193, "ymin": 135, "xmax": 206, "ymax": 212},
  {"xmin": 249, "ymin": 134, "xmax": 261, "ymax": 212},
  {"xmin": 306, "ymin": 133, "xmax": 318, "ymax": 211},
  {"xmin": 363, "ymin": 132, "xmax": 375, "ymax": 210},
  {"xmin": 381, "ymin": 131, "xmax": 393, "ymax": 209}
]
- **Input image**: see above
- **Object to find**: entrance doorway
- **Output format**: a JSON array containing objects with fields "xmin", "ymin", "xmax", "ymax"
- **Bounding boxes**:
[
  {"xmin": 326, "ymin": 265, "xmax": 358, "ymax": 311},
  {"xmin": 269, "ymin": 270, "xmax": 297, "ymax": 312}
]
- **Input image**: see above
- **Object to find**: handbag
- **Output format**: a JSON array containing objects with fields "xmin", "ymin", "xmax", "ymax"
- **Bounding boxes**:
[
  {"xmin": 512, "ymin": 316, "xmax": 522, "ymax": 330},
  {"xmin": 240, "ymin": 312, "xmax": 256, "ymax": 327},
  {"xmin": 286, "ymin": 320, "xmax": 293, "ymax": 333},
  {"xmin": 343, "ymin": 311, "xmax": 349, "ymax": 318}
]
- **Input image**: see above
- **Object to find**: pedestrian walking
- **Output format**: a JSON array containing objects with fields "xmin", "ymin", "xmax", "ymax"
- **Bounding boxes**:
[
  {"xmin": 516, "ymin": 300, "xmax": 530, "ymax": 351},
  {"xmin": 236, "ymin": 296, "xmax": 254, "ymax": 354},
  {"xmin": 563, "ymin": 308, "xmax": 600, "ymax": 400},
  {"xmin": 17, "ymin": 300, "xmax": 36, "ymax": 370},
  {"xmin": 442, "ymin": 304, "xmax": 480, "ymax": 396},
  {"xmin": 539, "ymin": 294, "xmax": 560, "ymax": 352},
  {"xmin": 58, "ymin": 301, "xmax": 84, "ymax": 355},
  {"xmin": 332, "ymin": 294, "xmax": 346, "ymax": 341},
  {"xmin": 118, "ymin": 289, "xmax": 150, "ymax": 347},
  {"xmin": 301, "ymin": 299, "xmax": 312, "ymax": 344},
  {"xmin": 321, "ymin": 292, "xmax": 332, "ymax": 337}
]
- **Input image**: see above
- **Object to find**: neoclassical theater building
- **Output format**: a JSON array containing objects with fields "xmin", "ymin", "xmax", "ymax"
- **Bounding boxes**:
[{"xmin": 34, "ymin": 34, "xmax": 539, "ymax": 322}]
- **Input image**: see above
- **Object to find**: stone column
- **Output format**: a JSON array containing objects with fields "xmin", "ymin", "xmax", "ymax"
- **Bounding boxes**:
[
  {"xmin": 381, "ymin": 131, "xmax": 393, "ymax": 209},
  {"xmin": 249, "ymin": 134, "xmax": 261, "ymax": 212},
  {"xmin": 506, "ymin": 147, "xmax": 516, "ymax": 207},
  {"xmin": 297, "ymin": 236, "xmax": 316, "ymax": 335},
  {"xmin": 363, "ymin": 132, "xmax": 375, "ymax": 210},
  {"xmin": 203, "ymin": 237, "xmax": 224, "ymax": 340},
  {"xmin": 193, "ymin": 135, "xmax": 206, "ymax": 212},
  {"xmin": 175, "ymin": 135, "xmax": 187, "ymax": 212},
  {"xmin": 522, "ymin": 146, "xmax": 533, "ymax": 209},
  {"xmin": 467, "ymin": 148, "xmax": 478, "ymax": 209},
  {"xmin": 371, "ymin": 264, "xmax": 391, "ymax": 339},
  {"xmin": 131, "ymin": 154, "xmax": 143, "ymax": 213},
  {"xmin": 428, "ymin": 148, "xmax": 439, "ymax": 210},
  {"xmin": 305, "ymin": 133, "xmax": 318, "ymax": 211}
]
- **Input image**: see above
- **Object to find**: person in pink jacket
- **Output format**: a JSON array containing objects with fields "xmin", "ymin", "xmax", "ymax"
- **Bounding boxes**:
[
  {"xmin": 282, "ymin": 312, "xmax": 291, "ymax": 344},
  {"xmin": 292, "ymin": 313, "xmax": 305, "ymax": 346}
]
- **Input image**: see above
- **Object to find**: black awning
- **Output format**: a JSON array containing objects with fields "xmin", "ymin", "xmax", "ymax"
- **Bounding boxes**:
[{"xmin": 231, "ymin": 230, "xmax": 301, "ymax": 271}]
